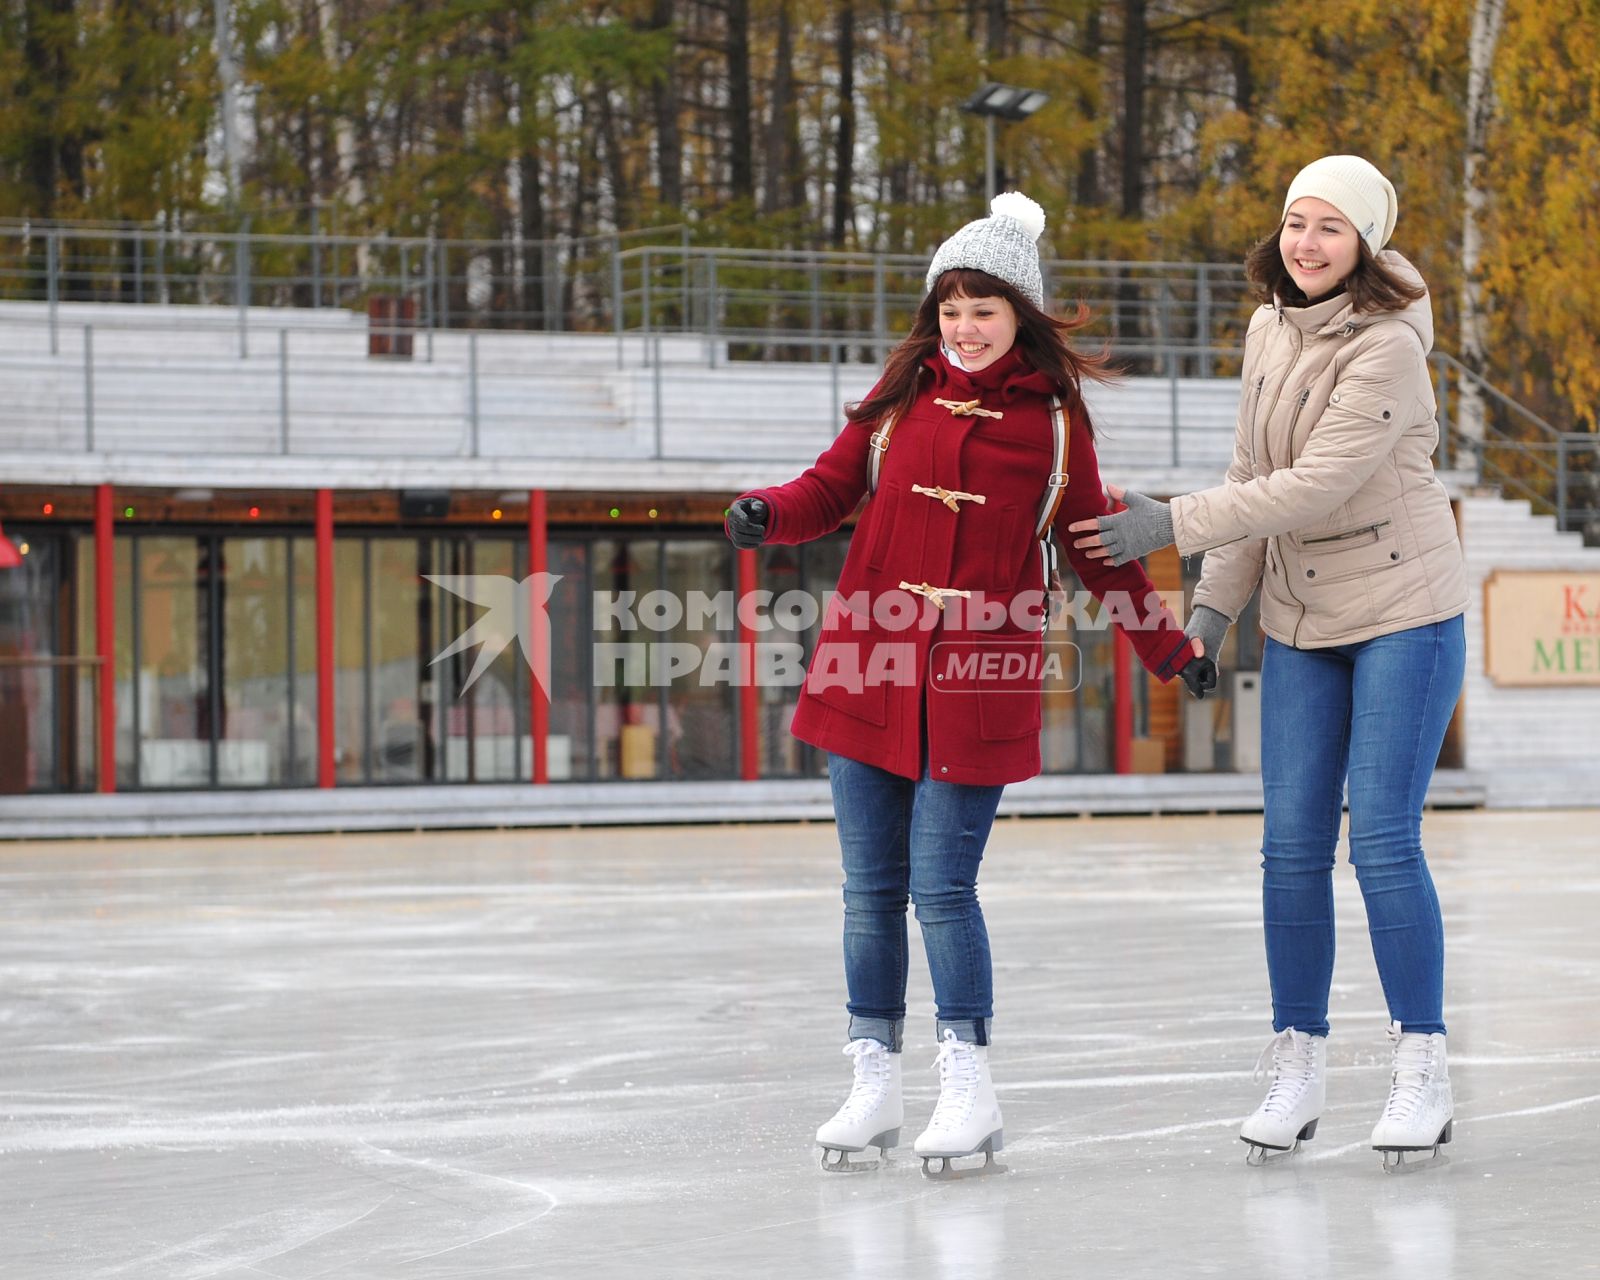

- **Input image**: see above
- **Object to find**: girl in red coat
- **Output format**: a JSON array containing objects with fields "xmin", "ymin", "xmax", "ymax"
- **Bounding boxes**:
[{"xmin": 726, "ymin": 193, "xmax": 1213, "ymax": 1177}]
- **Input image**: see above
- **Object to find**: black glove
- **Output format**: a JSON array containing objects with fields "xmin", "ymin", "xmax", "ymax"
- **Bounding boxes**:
[
  {"xmin": 1179, "ymin": 604, "xmax": 1229, "ymax": 700},
  {"xmin": 726, "ymin": 497, "xmax": 769, "ymax": 549},
  {"xmin": 1180, "ymin": 652, "xmax": 1219, "ymax": 700}
]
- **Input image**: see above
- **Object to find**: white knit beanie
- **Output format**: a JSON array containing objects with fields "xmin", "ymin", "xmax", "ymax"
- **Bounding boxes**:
[
  {"xmin": 1283, "ymin": 155, "xmax": 1398, "ymax": 254},
  {"xmin": 925, "ymin": 192, "xmax": 1047, "ymax": 307}
]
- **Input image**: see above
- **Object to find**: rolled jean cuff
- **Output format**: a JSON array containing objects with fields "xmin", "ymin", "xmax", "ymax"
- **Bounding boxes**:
[
  {"xmin": 847, "ymin": 1016, "xmax": 904, "ymax": 1053},
  {"xmin": 936, "ymin": 1018, "xmax": 989, "ymax": 1046}
]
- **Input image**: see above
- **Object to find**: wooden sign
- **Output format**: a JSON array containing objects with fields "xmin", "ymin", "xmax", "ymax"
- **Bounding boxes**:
[{"xmin": 1483, "ymin": 570, "xmax": 1600, "ymax": 687}]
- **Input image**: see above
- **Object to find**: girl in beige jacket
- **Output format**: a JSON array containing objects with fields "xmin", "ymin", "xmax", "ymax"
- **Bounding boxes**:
[{"xmin": 1070, "ymin": 156, "xmax": 1467, "ymax": 1173}]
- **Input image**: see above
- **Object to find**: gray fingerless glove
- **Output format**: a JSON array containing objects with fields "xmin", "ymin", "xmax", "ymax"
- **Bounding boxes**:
[
  {"xmin": 1095, "ymin": 491, "xmax": 1175, "ymax": 566},
  {"xmin": 1184, "ymin": 604, "xmax": 1231, "ymax": 663}
]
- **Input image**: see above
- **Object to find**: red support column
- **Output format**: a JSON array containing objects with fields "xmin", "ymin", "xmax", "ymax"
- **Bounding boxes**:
[
  {"xmin": 1113, "ymin": 629, "xmax": 1133, "ymax": 775},
  {"xmin": 528, "ymin": 489, "xmax": 549, "ymax": 784},
  {"xmin": 315, "ymin": 489, "xmax": 336, "ymax": 788},
  {"xmin": 738, "ymin": 547, "xmax": 760, "ymax": 780},
  {"xmin": 94, "ymin": 484, "xmax": 115, "ymax": 793}
]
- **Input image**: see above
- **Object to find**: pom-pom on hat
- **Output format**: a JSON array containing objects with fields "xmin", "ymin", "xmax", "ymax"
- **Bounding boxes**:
[
  {"xmin": 925, "ymin": 192, "xmax": 1047, "ymax": 308},
  {"xmin": 1283, "ymin": 155, "xmax": 1398, "ymax": 255}
]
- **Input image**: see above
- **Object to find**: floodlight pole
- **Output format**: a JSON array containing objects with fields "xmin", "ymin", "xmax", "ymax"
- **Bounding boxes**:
[
  {"xmin": 984, "ymin": 115, "xmax": 996, "ymax": 204},
  {"xmin": 963, "ymin": 82, "xmax": 1047, "ymax": 206}
]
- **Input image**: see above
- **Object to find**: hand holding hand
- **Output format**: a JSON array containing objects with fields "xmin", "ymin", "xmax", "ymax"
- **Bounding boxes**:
[
  {"xmin": 1179, "ymin": 605, "xmax": 1231, "ymax": 700},
  {"xmin": 1067, "ymin": 486, "xmax": 1175, "ymax": 566},
  {"xmin": 726, "ymin": 497, "xmax": 769, "ymax": 549},
  {"xmin": 1180, "ymin": 647, "xmax": 1219, "ymax": 699}
]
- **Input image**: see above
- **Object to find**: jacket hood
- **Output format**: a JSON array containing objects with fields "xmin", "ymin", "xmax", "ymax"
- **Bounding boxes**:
[{"xmin": 1274, "ymin": 250, "xmax": 1433, "ymax": 353}]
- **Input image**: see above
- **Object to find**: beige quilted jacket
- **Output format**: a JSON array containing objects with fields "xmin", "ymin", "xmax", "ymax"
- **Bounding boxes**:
[{"xmin": 1173, "ymin": 252, "xmax": 1467, "ymax": 648}]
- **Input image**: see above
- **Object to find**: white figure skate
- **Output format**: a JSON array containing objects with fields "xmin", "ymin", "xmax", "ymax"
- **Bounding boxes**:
[
  {"xmin": 1371, "ymin": 1021, "xmax": 1453, "ymax": 1173},
  {"xmin": 1240, "ymin": 1028, "xmax": 1326, "ymax": 1166},
  {"xmin": 913, "ymin": 1029, "xmax": 1004, "ymax": 1179},
  {"xmin": 816, "ymin": 1038, "xmax": 902, "ymax": 1172}
]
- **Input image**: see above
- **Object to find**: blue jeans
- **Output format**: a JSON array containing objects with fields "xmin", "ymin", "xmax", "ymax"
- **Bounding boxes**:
[
  {"xmin": 827, "ymin": 752, "xmax": 1005, "ymax": 1048},
  {"xmin": 1259, "ymin": 616, "xmax": 1465, "ymax": 1038}
]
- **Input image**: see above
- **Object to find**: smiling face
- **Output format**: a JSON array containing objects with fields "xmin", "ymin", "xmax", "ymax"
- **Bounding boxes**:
[
  {"xmin": 1280, "ymin": 197, "xmax": 1362, "ymax": 299},
  {"xmin": 938, "ymin": 291, "xmax": 1018, "ymax": 371}
]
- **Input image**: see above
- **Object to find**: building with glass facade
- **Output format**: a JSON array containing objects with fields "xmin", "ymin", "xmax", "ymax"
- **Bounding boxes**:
[
  {"xmin": 18, "ymin": 291, "xmax": 1594, "ymax": 828},
  {"xmin": 0, "ymin": 482, "xmax": 1266, "ymax": 797}
]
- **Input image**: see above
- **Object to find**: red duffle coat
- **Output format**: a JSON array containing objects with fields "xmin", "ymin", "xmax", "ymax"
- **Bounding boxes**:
[{"xmin": 739, "ymin": 348, "xmax": 1195, "ymax": 786}]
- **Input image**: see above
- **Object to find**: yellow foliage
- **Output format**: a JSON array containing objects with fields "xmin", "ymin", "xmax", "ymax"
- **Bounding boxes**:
[{"xmin": 1478, "ymin": 2, "xmax": 1600, "ymax": 427}]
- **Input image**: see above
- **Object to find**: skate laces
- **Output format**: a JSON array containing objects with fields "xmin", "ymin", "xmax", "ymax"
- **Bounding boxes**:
[
  {"xmin": 834, "ymin": 1038, "xmax": 893, "ymax": 1122},
  {"xmin": 1383, "ymin": 1023, "xmax": 1439, "ymax": 1121},
  {"xmin": 928, "ymin": 1030, "xmax": 982, "ymax": 1126},
  {"xmin": 1252, "ymin": 1029, "xmax": 1317, "ymax": 1118}
]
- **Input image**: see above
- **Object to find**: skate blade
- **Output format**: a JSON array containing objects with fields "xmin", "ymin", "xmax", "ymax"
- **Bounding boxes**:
[
  {"xmin": 819, "ymin": 1134, "xmax": 897, "ymax": 1174},
  {"xmin": 1242, "ymin": 1118, "xmax": 1317, "ymax": 1166},
  {"xmin": 1243, "ymin": 1139, "xmax": 1299, "ymax": 1167},
  {"xmin": 1377, "ymin": 1121, "xmax": 1453, "ymax": 1175},
  {"xmin": 919, "ymin": 1135, "xmax": 1006, "ymax": 1181},
  {"xmin": 1379, "ymin": 1148, "xmax": 1451, "ymax": 1175}
]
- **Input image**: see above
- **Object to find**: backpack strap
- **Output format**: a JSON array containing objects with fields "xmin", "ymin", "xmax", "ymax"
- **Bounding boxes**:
[
  {"xmin": 1033, "ymin": 395, "xmax": 1070, "ymax": 537},
  {"xmin": 1036, "ymin": 395, "xmax": 1072, "ymax": 632},
  {"xmin": 866, "ymin": 409, "xmax": 901, "ymax": 495}
]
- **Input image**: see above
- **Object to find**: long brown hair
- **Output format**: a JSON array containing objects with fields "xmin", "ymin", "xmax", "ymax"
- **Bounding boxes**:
[
  {"xmin": 844, "ymin": 268, "xmax": 1113, "ymax": 438},
  {"xmin": 1245, "ymin": 223, "xmax": 1426, "ymax": 313}
]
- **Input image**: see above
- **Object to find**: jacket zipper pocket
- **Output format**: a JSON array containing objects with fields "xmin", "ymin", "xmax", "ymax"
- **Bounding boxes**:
[
  {"xmin": 1300, "ymin": 519, "xmax": 1393, "ymax": 547},
  {"xmin": 1247, "ymin": 373, "xmax": 1266, "ymax": 470},
  {"xmin": 1283, "ymin": 388, "xmax": 1311, "ymax": 463},
  {"xmin": 1274, "ymin": 534, "xmax": 1308, "ymax": 646}
]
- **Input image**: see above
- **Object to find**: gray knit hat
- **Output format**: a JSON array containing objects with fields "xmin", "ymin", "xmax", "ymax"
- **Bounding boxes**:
[{"xmin": 925, "ymin": 192, "xmax": 1047, "ymax": 308}]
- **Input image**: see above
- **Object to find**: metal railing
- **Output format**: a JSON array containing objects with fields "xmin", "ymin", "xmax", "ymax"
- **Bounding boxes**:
[
  {"xmin": 3, "ymin": 303, "xmax": 1593, "ymax": 529},
  {"xmin": 611, "ymin": 245, "xmax": 1255, "ymax": 378},
  {"xmin": 1430, "ymin": 352, "xmax": 1599, "ymax": 536},
  {"xmin": 2, "ymin": 221, "xmax": 1255, "ymax": 375},
  {"xmin": 1, "ymin": 219, "xmax": 1593, "ymax": 537},
  {"xmin": 0, "ymin": 220, "xmax": 691, "ymax": 343},
  {"xmin": 0, "ymin": 306, "xmax": 1252, "ymax": 466}
]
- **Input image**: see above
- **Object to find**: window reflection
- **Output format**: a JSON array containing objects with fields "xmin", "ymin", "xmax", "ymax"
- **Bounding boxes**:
[
  {"xmin": 134, "ymin": 537, "xmax": 210, "ymax": 787},
  {"xmin": 219, "ymin": 537, "xmax": 291, "ymax": 785}
]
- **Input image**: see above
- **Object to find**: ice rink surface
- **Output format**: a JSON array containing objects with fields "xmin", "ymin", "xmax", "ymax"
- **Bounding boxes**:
[{"xmin": 2, "ymin": 808, "xmax": 1597, "ymax": 1279}]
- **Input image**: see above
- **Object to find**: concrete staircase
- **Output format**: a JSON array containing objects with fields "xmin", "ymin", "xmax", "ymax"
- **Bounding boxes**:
[
  {"xmin": 0, "ymin": 304, "xmax": 679, "ymax": 459},
  {"xmin": 1456, "ymin": 496, "xmax": 1600, "ymax": 806},
  {"xmin": 0, "ymin": 301, "xmax": 1491, "ymax": 504},
  {"xmin": 0, "ymin": 302, "xmax": 1240, "ymax": 477}
]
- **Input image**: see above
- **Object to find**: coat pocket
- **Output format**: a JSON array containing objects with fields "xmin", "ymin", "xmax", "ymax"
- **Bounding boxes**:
[
  {"xmin": 804, "ymin": 599, "xmax": 893, "ymax": 727},
  {"xmin": 988, "ymin": 502, "xmax": 1020, "ymax": 590},
  {"xmin": 932, "ymin": 632, "xmax": 1043, "ymax": 742},
  {"xmin": 1289, "ymin": 518, "xmax": 1402, "ymax": 586},
  {"xmin": 976, "ymin": 688, "xmax": 1042, "ymax": 742},
  {"xmin": 863, "ymin": 482, "xmax": 899, "ymax": 573},
  {"xmin": 973, "ymin": 631, "xmax": 1045, "ymax": 741}
]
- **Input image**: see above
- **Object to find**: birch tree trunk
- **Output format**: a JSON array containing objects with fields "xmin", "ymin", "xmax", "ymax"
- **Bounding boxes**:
[
  {"xmin": 313, "ymin": 0, "xmax": 368, "ymax": 280},
  {"xmin": 1459, "ymin": 0, "xmax": 1507, "ymax": 451}
]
